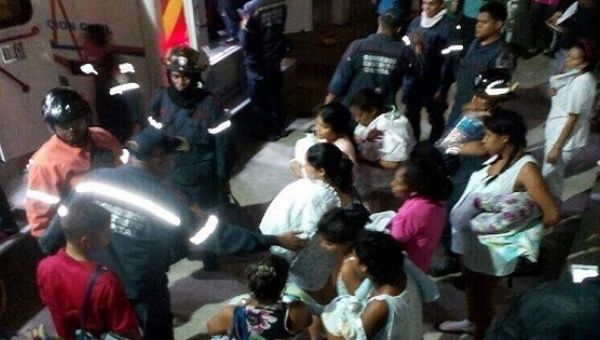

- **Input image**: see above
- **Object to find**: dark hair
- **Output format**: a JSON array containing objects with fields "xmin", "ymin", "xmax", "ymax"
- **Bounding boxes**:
[
  {"xmin": 317, "ymin": 204, "xmax": 370, "ymax": 244},
  {"xmin": 378, "ymin": 9, "xmax": 403, "ymax": 30},
  {"xmin": 85, "ymin": 24, "xmax": 111, "ymax": 46},
  {"xmin": 61, "ymin": 196, "xmax": 111, "ymax": 240},
  {"xmin": 482, "ymin": 107, "xmax": 528, "ymax": 184},
  {"xmin": 479, "ymin": 1, "xmax": 507, "ymax": 22},
  {"xmin": 306, "ymin": 143, "xmax": 354, "ymax": 193},
  {"xmin": 400, "ymin": 159, "xmax": 453, "ymax": 202},
  {"xmin": 354, "ymin": 231, "xmax": 405, "ymax": 285},
  {"xmin": 574, "ymin": 39, "xmax": 599, "ymax": 72},
  {"xmin": 245, "ymin": 255, "xmax": 290, "ymax": 301},
  {"xmin": 316, "ymin": 103, "xmax": 354, "ymax": 138},
  {"xmin": 350, "ymin": 88, "xmax": 385, "ymax": 114}
]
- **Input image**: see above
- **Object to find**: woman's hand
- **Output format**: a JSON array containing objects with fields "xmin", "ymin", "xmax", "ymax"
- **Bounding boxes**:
[
  {"xmin": 548, "ymin": 88, "xmax": 557, "ymax": 97},
  {"xmin": 289, "ymin": 159, "xmax": 303, "ymax": 178},
  {"xmin": 546, "ymin": 145, "xmax": 561, "ymax": 164}
]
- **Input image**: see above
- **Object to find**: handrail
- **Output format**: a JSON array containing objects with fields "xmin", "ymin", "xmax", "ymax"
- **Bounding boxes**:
[{"xmin": 0, "ymin": 26, "xmax": 39, "ymax": 45}]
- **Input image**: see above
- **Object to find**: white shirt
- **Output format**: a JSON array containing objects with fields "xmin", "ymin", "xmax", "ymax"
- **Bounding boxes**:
[
  {"xmin": 545, "ymin": 72, "xmax": 597, "ymax": 151},
  {"xmin": 354, "ymin": 107, "xmax": 416, "ymax": 162},
  {"xmin": 259, "ymin": 178, "xmax": 341, "ymax": 260}
]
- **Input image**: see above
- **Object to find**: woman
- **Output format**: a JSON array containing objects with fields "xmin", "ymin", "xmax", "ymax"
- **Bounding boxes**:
[
  {"xmin": 349, "ymin": 88, "xmax": 416, "ymax": 211},
  {"xmin": 207, "ymin": 255, "xmax": 312, "ymax": 339},
  {"xmin": 317, "ymin": 205, "xmax": 372, "ymax": 298},
  {"xmin": 543, "ymin": 39, "xmax": 598, "ymax": 199},
  {"xmin": 260, "ymin": 143, "xmax": 357, "ymax": 293},
  {"xmin": 290, "ymin": 103, "xmax": 357, "ymax": 177},
  {"xmin": 439, "ymin": 108, "xmax": 560, "ymax": 339},
  {"xmin": 324, "ymin": 231, "xmax": 423, "ymax": 340}
]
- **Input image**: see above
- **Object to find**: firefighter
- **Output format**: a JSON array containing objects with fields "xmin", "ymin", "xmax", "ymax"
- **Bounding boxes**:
[
  {"xmin": 240, "ymin": 0, "xmax": 289, "ymax": 141},
  {"xmin": 148, "ymin": 46, "xmax": 231, "ymax": 210},
  {"xmin": 26, "ymin": 87, "xmax": 122, "ymax": 238},
  {"xmin": 325, "ymin": 10, "xmax": 424, "ymax": 107}
]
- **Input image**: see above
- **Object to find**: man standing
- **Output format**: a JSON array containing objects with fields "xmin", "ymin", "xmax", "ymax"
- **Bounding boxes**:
[
  {"xmin": 326, "ymin": 10, "xmax": 423, "ymax": 107},
  {"xmin": 37, "ymin": 198, "xmax": 141, "ymax": 340},
  {"xmin": 446, "ymin": 1, "xmax": 514, "ymax": 128},
  {"xmin": 149, "ymin": 46, "xmax": 231, "ymax": 210},
  {"xmin": 403, "ymin": 0, "xmax": 461, "ymax": 142},
  {"xmin": 26, "ymin": 87, "xmax": 121, "ymax": 238},
  {"xmin": 240, "ymin": 0, "xmax": 289, "ymax": 141},
  {"xmin": 40, "ymin": 128, "xmax": 306, "ymax": 339}
]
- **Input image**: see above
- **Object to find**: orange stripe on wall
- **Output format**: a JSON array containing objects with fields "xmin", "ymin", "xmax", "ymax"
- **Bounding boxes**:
[{"xmin": 163, "ymin": 0, "xmax": 183, "ymax": 40}]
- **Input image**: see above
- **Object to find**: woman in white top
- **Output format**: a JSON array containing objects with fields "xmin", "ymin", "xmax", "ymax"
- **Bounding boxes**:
[
  {"xmin": 290, "ymin": 103, "xmax": 357, "ymax": 178},
  {"xmin": 543, "ymin": 39, "xmax": 598, "ymax": 198},
  {"xmin": 260, "ymin": 143, "xmax": 356, "ymax": 294},
  {"xmin": 325, "ymin": 231, "xmax": 422, "ymax": 340},
  {"xmin": 439, "ymin": 109, "xmax": 560, "ymax": 340},
  {"xmin": 349, "ymin": 89, "xmax": 416, "ymax": 210}
]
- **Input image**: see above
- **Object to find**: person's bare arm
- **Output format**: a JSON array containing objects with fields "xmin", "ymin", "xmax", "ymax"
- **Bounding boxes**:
[
  {"xmin": 325, "ymin": 93, "xmax": 337, "ymax": 104},
  {"xmin": 206, "ymin": 305, "xmax": 236, "ymax": 335},
  {"xmin": 517, "ymin": 162, "xmax": 561, "ymax": 228},
  {"xmin": 287, "ymin": 301, "xmax": 313, "ymax": 333},
  {"xmin": 546, "ymin": 114, "xmax": 579, "ymax": 164},
  {"xmin": 340, "ymin": 259, "xmax": 366, "ymax": 295},
  {"xmin": 378, "ymin": 160, "xmax": 401, "ymax": 169},
  {"xmin": 360, "ymin": 299, "xmax": 389, "ymax": 338}
]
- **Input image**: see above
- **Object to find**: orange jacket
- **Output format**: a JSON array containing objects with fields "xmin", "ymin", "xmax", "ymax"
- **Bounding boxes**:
[{"xmin": 26, "ymin": 127, "xmax": 122, "ymax": 237}]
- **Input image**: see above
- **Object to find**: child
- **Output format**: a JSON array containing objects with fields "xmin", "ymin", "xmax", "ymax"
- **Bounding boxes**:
[
  {"xmin": 290, "ymin": 103, "xmax": 356, "ymax": 177},
  {"xmin": 207, "ymin": 255, "xmax": 312, "ymax": 339},
  {"xmin": 389, "ymin": 157, "xmax": 452, "ymax": 272},
  {"xmin": 349, "ymin": 88, "xmax": 416, "ymax": 210},
  {"xmin": 36, "ymin": 197, "xmax": 140, "ymax": 340}
]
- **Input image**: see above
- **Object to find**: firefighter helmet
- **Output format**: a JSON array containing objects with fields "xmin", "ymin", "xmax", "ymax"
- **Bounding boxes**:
[
  {"xmin": 41, "ymin": 87, "xmax": 92, "ymax": 124},
  {"xmin": 164, "ymin": 46, "xmax": 209, "ymax": 74}
]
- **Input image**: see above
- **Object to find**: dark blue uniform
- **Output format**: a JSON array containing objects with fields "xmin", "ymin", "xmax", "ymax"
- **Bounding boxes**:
[
  {"xmin": 241, "ymin": 0, "xmax": 288, "ymax": 139},
  {"xmin": 39, "ymin": 164, "xmax": 281, "ymax": 339},
  {"xmin": 149, "ymin": 88, "xmax": 231, "ymax": 209},
  {"xmin": 446, "ymin": 38, "xmax": 512, "ymax": 128},
  {"xmin": 328, "ymin": 33, "xmax": 420, "ymax": 106},
  {"xmin": 403, "ymin": 15, "xmax": 460, "ymax": 142}
]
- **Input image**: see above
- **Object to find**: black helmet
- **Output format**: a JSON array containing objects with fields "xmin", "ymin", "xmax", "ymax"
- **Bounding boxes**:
[
  {"xmin": 42, "ymin": 87, "xmax": 92, "ymax": 124},
  {"xmin": 164, "ymin": 46, "xmax": 209, "ymax": 75},
  {"xmin": 473, "ymin": 68, "xmax": 514, "ymax": 97}
]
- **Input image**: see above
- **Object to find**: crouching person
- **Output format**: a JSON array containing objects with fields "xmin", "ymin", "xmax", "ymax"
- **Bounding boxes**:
[
  {"xmin": 207, "ymin": 255, "xmax": 312, "ymax": 338},
  {"xmin": 37, "ymin": 197, "xmax": 141, "ymax": 340}
]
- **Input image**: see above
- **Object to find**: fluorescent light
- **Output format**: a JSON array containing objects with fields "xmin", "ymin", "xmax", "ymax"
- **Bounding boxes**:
[
  {"xmin": 80, "ymin": 63, "xmax": 98, "ymax": 75},
  {"xmin": 147, "ymin": 116, "xmax": 163, "ymax": 130},
  {"xmin": 119, "ymin": 63, "xmax": 135, "ymax": 74},
  {"xmin": 26, "ymin": 189, "xmax": 60, "ymax": 205},
  {"xmin": 208, "ymin": 120, "xmax": 231, "ymax": 134},
  {"xmin": 120, "ymin": 148, "xmax": 130, "ymax": 164},
  {"xmin": 109, "ymin": 82, "xmax": 140, "ymax": 96},
  {"xmin": 75, "ymin": 181, "xmax": 181, "ymax": 226},
  {"xmin": 402, "ymin": 35, "xmax": 411, "ymax": 46},
  {"xmin": 189, "ymin": 215, "xmax": 219, "ymax": 245},
  {"xmin": 57, "ymin": 205, "xmax": 69, "ymax": 217}
]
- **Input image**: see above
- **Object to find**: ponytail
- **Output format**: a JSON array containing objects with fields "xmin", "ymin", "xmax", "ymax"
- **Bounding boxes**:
[{"xmin": 306, "ymin": 143, "xmax": 355, "ymax": 193}]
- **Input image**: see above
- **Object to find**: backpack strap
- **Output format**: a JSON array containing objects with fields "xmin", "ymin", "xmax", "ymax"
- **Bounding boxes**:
[{"xmin": 79, "ymin": 265, "xmax": 106, "ymax": 333}]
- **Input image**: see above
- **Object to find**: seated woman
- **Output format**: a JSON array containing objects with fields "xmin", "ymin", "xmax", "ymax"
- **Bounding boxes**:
[
  {"xmin": 317, "ymin": 205, "xmax": 372, "ymax": 298},
  {"xmin": 389, "ymin": 157, "xmax": 453, "ymax": 272},
  {"xmin": 260, "ymin": 143, "xmax": 357, "ymax": 294},
  {"xmin": 349, "ymin": 88, "xmax": 416, "ymax": 210},
  {"xmin": 291, "ymin": 103, "xmax": 357, "ymax": 177},
  {"xmin": 324, "ymin": 231, "xmax": 423, "ymax": 340},
  {"xmin": 439, "ymin": 108, "xmax": 560, "ymax": 339},
  {"xmin": 207, "ymin": 255, "xmax": 312, "ymax": 339}
]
